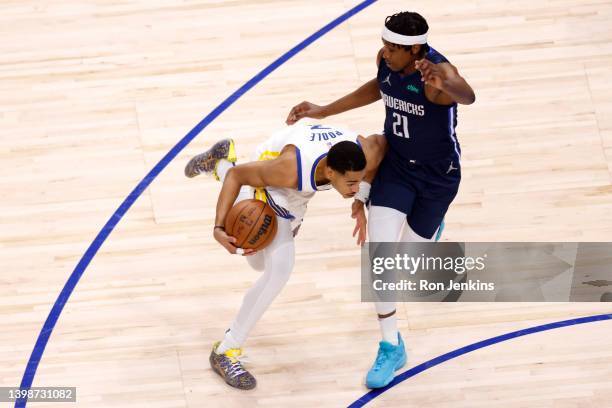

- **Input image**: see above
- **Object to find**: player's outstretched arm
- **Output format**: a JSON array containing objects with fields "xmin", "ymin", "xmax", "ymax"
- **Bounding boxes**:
[
  {"xmin": 213, "ymin": 153, "xmax": 297, "ymax": 254},
  {"xmin": 286, "ymin": 49, "xmax": 385, "ymax": 125},
  {"xmin": 286, "ymin": 78, "xmax": 381, "ymax": 125}
]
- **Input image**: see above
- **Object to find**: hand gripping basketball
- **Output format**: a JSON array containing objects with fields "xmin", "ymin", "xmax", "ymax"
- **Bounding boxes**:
[{"xmin": 224, "ymin": 199, "xmax": 278, "ymax": 253}]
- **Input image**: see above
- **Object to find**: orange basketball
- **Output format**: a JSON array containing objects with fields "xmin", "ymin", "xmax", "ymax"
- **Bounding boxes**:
[{"xmin": 225, "ymin": 199, "xmax": 277, "ymax": 251}]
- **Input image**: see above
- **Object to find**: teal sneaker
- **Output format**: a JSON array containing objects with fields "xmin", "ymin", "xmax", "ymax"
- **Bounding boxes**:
[
  {"xmin": 366, "ymin": 333, "xmax": 407, "ymax": 389},
  {"xmin": 435, "ymin": 219, "xmax": 445, "ymax": 241}
]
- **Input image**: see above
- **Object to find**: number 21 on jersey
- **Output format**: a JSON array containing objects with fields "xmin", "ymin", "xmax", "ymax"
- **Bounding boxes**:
[{"xmin": 392, "ymin": 113, "xmax": 410, "ymax": 138}]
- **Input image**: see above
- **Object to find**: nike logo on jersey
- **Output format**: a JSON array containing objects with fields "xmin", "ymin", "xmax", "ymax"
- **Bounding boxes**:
[{"xmin": 310, "ymin": 125, "xmax": 331, "ymax": 130}]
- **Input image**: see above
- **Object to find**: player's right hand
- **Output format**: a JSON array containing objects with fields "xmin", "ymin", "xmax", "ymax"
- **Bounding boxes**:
[
  {"xmin": 214, "ymin": 228, "xmax": 257, "ymax": 256},
  {"xmin": 286, "ymin": 101, "xmax": 326, "ymax": 125},
  {"xmin": 351, "ymin": 200, "xmax": 367, "ymax": 246}
]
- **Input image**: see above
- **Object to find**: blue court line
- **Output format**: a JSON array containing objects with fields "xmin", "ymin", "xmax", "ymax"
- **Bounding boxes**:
[
  {"xmin": 347, "ymin": 313, "xmax": 612, "ymax": 407},
  {"xmin": 14, "ymin": 1, "xmax": 376, "ymax": 406}
]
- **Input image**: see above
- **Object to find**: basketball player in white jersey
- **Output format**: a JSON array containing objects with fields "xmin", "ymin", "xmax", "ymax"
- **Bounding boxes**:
[{"xmin": 185, "ymin": 124, "xmax": 386, "ymax": 390}]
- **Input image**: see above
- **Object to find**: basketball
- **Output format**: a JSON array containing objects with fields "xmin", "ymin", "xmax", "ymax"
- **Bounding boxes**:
[{"xmin": 225, "ymin": 199, "xmax": 277, "ymax": 250}]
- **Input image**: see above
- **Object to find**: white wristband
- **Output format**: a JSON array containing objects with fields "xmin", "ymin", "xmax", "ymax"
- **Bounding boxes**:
[{"xmin": 355, "ymin": 181, "xmax": 371, "ymax": 203}]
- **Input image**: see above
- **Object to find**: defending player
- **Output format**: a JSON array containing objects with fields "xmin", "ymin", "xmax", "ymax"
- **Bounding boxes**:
[
  {"xmin": 286, "ymin": 11, "xmax": 476, "ymax": 388},
  {"xmin": 185, "ymin": 123, "xmax": 386, "ymax": 390}
]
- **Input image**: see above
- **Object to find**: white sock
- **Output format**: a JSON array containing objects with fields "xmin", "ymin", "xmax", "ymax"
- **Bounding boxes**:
[
  {"xmin": 379, "ymin": 314, "xmax": 399, "ymax": 345},
  {"xmin": 216, "ymin": 159, "xmax": 234, "ymax": 182},
  {"xmin": 216, "ymin": 330, "xmax": 241, "ymax": 354}
]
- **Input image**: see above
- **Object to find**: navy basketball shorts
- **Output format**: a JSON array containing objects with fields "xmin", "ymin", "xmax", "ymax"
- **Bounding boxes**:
[{"xmin": 369, "ymin": 155, "xmax": 461, "ymax": 239}]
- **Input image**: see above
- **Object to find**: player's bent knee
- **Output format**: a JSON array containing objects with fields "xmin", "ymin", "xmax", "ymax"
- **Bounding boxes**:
[
  {"xmin": 246, "ymin": 252, "xmax": 265, "ymax": 271},
  {"xmin": 265, "ymin": 242, "xmax": 295, "ymax": 281}
]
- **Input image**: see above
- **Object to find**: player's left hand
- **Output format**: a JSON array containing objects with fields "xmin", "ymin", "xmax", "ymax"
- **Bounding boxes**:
[
  {"xmin": 415, "ymin": 59, "xmax": 448, "ymax": 91},
  {"xmin": 213, "ymin": 227, "xmax": 257, "ymax": 256},
  {"xmin": 351, "ymin": 200, "xmax": 367, "ymax": 246}
]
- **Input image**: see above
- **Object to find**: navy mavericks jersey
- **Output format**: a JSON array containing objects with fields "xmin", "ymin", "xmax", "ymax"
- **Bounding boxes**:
[{"xmin": 378, "ymin": 47, "xmax": 461, "ymax": 165}]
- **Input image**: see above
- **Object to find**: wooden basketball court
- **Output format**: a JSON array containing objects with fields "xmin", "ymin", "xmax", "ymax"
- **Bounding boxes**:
[{"xmin": 1, "ymin": 1, "xmax": 611, "ymax": 407}]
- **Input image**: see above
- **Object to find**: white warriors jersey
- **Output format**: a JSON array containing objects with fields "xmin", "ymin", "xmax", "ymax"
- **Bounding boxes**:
[{"xmin": 251, "ymin": 124, "xmax": 360, "ymax": 230}]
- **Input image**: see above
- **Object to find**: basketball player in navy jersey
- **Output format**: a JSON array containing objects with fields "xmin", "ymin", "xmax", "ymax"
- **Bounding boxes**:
[{"xmin": 286, "ymin": 11, "xmax": 475, "ymax": 388}]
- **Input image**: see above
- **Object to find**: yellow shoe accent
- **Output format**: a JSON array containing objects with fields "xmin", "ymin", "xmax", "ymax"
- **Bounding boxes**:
[
  {"xmin": 212, "ymin": 139, "xmax": 237, "ymax": 181},
  {"xmin": 227, "ymin": 139, "xmax": 237, "ymax": 163},
  {"xmin": 224, "ymin": 348, "xmax": 243, "ymax": 363},
  {"xmin": 212, "ymin": 341, "xmax": 243, "ymax": 363},
  {"xmin": 212, "ymin": 163, "xmax": 221, "ymax": 181}
]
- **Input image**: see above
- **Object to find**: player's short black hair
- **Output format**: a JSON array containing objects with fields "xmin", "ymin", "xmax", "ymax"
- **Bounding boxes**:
[
  {"xmin": 384, "ymin": 11, "xmax": 430, "ymax": 57},
  {"xmin": 327, "ymin": 141, "xmax": 366, "ymax": 174}
]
